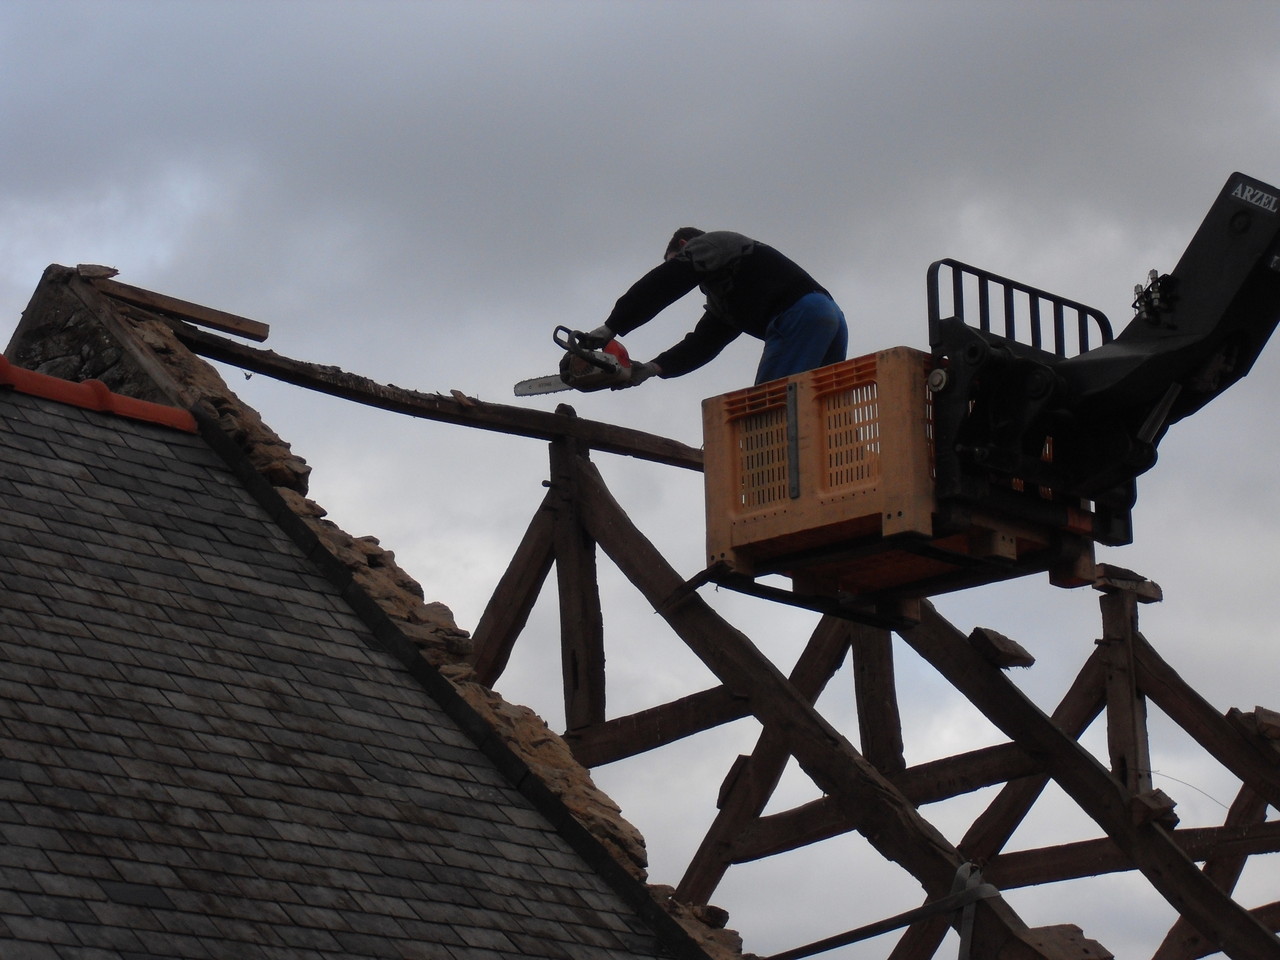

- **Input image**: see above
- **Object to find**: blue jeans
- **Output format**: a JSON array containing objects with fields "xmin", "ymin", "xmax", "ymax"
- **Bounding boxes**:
[{"xmin": 754, "ymin": 292, "xmax": 848, "ymax": 384}]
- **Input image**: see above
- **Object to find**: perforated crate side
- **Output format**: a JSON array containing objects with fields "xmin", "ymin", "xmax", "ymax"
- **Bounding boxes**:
[
  {"xmin": 706, "ymin": 379, "xmax": 792, "ymax": 519},
  {"xmin": 809, "ymin": 353, "xmax": 883, "ymax": 499}
]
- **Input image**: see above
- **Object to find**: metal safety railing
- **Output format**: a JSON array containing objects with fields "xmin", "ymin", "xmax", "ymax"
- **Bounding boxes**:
[{"xmin": 927, "ymin": 258, "xmax": 1113, "ymax": 359}]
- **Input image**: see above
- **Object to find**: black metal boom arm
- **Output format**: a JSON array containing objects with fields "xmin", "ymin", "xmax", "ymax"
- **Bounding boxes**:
[{"xmin": 928, "ymin": 172, "xmax": 1280, "ymax": 545}]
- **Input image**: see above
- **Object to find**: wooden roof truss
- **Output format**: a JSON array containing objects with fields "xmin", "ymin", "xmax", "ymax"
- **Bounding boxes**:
[{"xmin": 114, "ymin": 289, "xmax": 1280, "ymax": 960}]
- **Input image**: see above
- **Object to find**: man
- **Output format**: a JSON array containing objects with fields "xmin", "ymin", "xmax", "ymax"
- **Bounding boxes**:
[{"xmin": 583, "ymin": 227, "xmax": 847, "ymax": 387}]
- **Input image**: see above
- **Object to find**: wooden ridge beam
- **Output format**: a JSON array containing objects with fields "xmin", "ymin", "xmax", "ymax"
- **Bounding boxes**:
[
  {"xmin": 900, "ymin": 602, "xmax": 1280, "ymax": 960},
  {"xmin": 167, "ymin": 322, "xmax": 705, "ymax": 470}
]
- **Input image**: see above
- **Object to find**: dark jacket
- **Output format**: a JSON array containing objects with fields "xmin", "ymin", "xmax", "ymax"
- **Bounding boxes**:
[{"xmin": 604, "ymin": 231, "xmax": 829, "ymax": 377}]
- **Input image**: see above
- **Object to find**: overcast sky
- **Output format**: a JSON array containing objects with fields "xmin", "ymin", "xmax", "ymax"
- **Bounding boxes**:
[{"xmin": 5, "ymin": 2, "xmax": 1280, "ymax": 957}]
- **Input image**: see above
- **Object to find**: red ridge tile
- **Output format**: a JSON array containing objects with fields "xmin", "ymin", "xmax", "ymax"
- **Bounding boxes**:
[{"xmin": 0, "ymin": 354, "xmax": 197, "ymax": 433}]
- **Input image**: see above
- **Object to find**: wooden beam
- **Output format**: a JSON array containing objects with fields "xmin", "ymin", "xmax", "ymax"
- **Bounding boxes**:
[
  {"xmin": 959, "ymin": 648, "xmax": 1107, "ymax": 859},
  {"xmin": 168, "ymin": 322, "xmax": 705, "ymax": 470},
  {"xmin": 1099, "ymin": 588, "xmax": 1154, "ymax": 794},
  {"xmin": 888, "ymin": 919, "xmax": 957, "ymax": 960},
  {"xmin": 551, "ymin": 434, "xmax": 605, "ymax": 731},
  {"xmin": 677, "ymin": 616, "xmax": 854, "ymax": 903},
  {"xmin": 468, "ymin": 493, "xmax": 556, "ymax": 686},
  {"xmin": 90, "ymin": 276, "xmax": 270, "ymax": 341},
  {"xmin": 900, "ymin": 603, "xmax": 1280, "ymax": 960},
  {"xmin": 1154, "ymin": 786, "xmax": 1271, "ymax": 960},
  {"xmin": 1133, "ymin": 632, "xmax": 1280, "ymax": 808},
  {"xmin": 563, "ymin": 685, "xmax": 751, "ymax": 768},
  {"xmin": 1154, "ymin": 904, "xmax": 1280, "ymax": 960},
  {"xmin": 726, "ymin": 742, "xmax": 1043, "ymax": 865},
  {"xmin": 985, "ymin": 818, "xmax": 1280, "ymax": 889},
  {"xmin": 729, "ymin": 796, "xmax": 851, "ymax": 864},
  {"xmin": 573, "ymin": 460, "xmax": 1044, "ymax": 956},
  {"xmin": 893, "ymin": 626, "xmax": 1107, "ymax": 960},
  {"xmin": 852, "ymin": 625, "xmax": 905, "ymax": 772},
  {"xmin": 893, "ymin": 742, "xmax": 1041, "ymax": 806}
]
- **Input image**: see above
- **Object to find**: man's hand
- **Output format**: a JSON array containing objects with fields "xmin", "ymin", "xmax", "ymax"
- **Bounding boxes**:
[
  {"xmin": 577, "ymin": 325, "xmax": 615, "ymax": 350},
  {"xmin": 613, "ymin": 360, "xmax": 661, "ymax": 389}
]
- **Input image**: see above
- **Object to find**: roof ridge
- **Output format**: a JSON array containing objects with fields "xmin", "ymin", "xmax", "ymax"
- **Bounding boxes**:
[{"xmin": 0, "ymin": 353, "xmax": 197, "ymax": 433}]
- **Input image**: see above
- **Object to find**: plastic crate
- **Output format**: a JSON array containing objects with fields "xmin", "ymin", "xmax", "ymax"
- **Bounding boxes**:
[{"xmin": 701, "ymin": 347, "xmax": 1094, "ymax": 599}]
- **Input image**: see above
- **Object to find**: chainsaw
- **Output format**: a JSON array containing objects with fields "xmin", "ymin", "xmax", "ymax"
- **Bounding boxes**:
[{"xmin": 513, "ymin": 325, "xmax": 633, "ymax": 396}]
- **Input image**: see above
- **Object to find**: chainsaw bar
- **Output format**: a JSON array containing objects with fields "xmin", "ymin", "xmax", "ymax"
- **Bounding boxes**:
[{"xmin": 513, "ymin": 373, "xmax": 572, "ymax": 396}]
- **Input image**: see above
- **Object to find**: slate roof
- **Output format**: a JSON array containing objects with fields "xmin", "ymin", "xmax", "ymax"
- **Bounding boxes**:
[{"xmin": 0, "ymin": 370, "xmax": 707, "ymax": 959}]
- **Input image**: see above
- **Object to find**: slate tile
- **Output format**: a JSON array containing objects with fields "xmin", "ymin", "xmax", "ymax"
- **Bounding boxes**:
[
  {"xmin": 27, "ymin": 782, "xmax": 102, "ymax": 816},
  {"xmin": 18, "ymin": 891, "xmax": 99, "ymax": 924},
  {"xmin": 506, "ymin": 932, "xmax": 574, "ymax": 960},
  {"xmin": 0, "ymin": 864, "xmax": 45, "ymax": 901},
  {"xmin": 25, "ymin": 458, "xmax": 91, "ymax": 490},
  {"xmin": 0, "ymin": 510, "xmax": 53, "ymax": 536},
  {"xmin": 0, "ymin": 591, "xmax": 51, "ymax": 619},
  {"xmin": 3, "ymin": 913, "xmax": 78, "ymax": 947},
  {"xmin": 381, "ymin": 842, "xmax": 450, "ymax": 881},
  {"xmin": 0, "ymin": 755, "xmax": 53, "ymax": 790},
  {"xmin": 393, "ymin": 918, "xmax": 467, "ymax": 947},
  {"xmin": 64, "ymin": 918, "xmax": 148, "ymax": 953},
  {"xmin": 408, "ymin": 897, "xmax": 475, "ymax": 926},
  {"xmin": 77, "ymin": 811, "xmax": 164, "ymax": 850},
  {"xmin": 3, "ymin": 823, "xmax": 77, "ymax": 858},
  {"xmin": 456, "ymin": 923, "xmax": 521, "ymax": 951},
  {"xmin": 408, "ymin": 864, "xmax": 485, "ymax": 906},
  {"xmin": 0, "ymin": 461, "xmax": 35, "ymax": 491},
  {"xmin": 333, "ymin": 929, "xmax": 408, "ymax": 955},
  {"xmin": 184, "ymin": 828, "xmax": 262, "ymax": 861},
  {"xmin": 0, "ymin": 668, "xmax": 51, "ymax": 706},
  {"xmin": 469, "ymin": 886, "xmax": 535, "ymax": 921},
  {"xmin": 105, "ymin": 548, "xmax": 192, "ymax": 582},
  {"xmin": 0, "ymin": 424, "xmax": 56, "ymax": 458},
  {"xmin": 44, "ymin": 849, "xmax": 123, "ymax": 882},
  {"xmin": 83, "ymin": 900, "xmax": 166, "ymax": 940},
  {"xmin": 441, "ymin": 945, "xmax": 509, "ymax": 960},
  {"xmin": 272, "ymin": 921, "xmax": 345, "ymax": 951},
  {"xmin": 343, "ymin": 903, "xmax": 417, "ymax": 938},
  {"xmin": 131, "ymin": 929, "xmax": 217, "ymax": 959},
  {"xmin": 480, "ymin": 838, "xmax": 551, "ymax": 869},
  {"xmin": 0, "ymin": 885, "xmax": 29, "ymax": 920}
]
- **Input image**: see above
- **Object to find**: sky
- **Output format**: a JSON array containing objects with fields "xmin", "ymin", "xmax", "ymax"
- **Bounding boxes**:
[{"xmin": 4, "ymin": 1, "xmax": 1280, "ymax": 956}]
